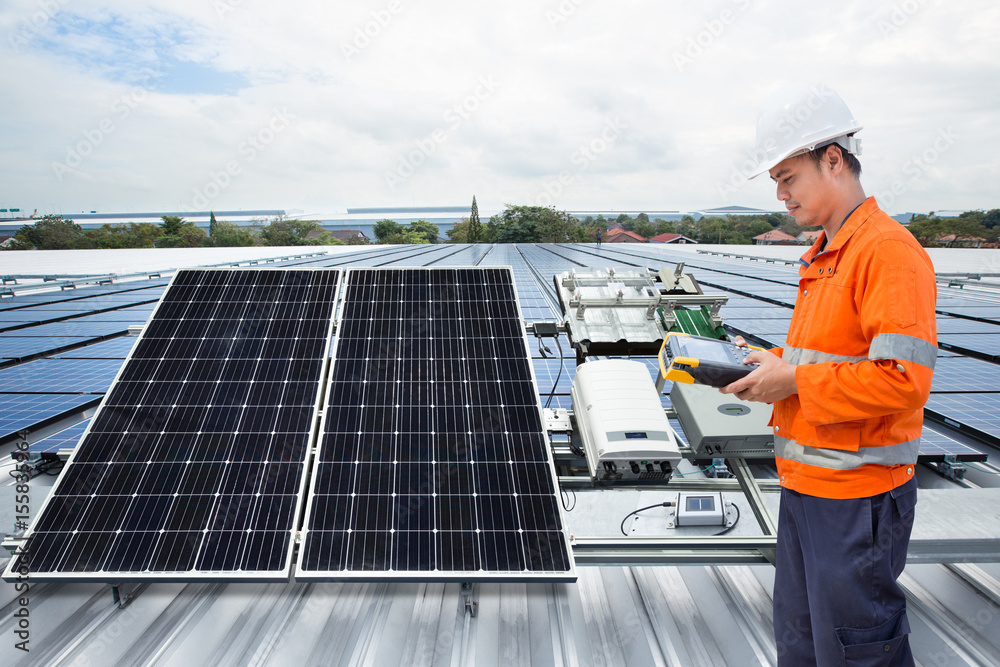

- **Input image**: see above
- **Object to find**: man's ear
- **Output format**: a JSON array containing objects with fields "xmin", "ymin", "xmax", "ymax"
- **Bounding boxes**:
[{"xmin": 825, "ymin": 144, "xmax": 844, "ymax": 176}]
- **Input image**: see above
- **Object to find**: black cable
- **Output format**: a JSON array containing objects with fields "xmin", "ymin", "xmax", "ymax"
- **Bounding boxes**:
[
  {"xmin": 544, "ymin": 334, "xmax": 566, "ymax": 409},
  {"xmin": 620, "ymin": 501, "xmax": 674, "ymax": 536},
  {"xmin": 713, "ymin": 503, "xmax": 740, "ymax": 536},
  {"xmin": 560, "ymin": 488, "xmax": 576, "ymax": 512}
]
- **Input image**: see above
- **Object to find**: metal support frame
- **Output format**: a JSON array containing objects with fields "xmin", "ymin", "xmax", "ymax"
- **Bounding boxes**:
[
  {"xmin": 110, "ymin": 584, "xmax": 136, "ymax": 609},
  {"xmin": 461, "ymin": 582, "xmax": 478, "ymax": 617}
]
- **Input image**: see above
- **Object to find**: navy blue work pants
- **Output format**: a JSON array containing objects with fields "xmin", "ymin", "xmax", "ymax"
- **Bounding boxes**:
[{"xmin": 773, "ymin": 479, "xmax": 917, "ymax": 666}]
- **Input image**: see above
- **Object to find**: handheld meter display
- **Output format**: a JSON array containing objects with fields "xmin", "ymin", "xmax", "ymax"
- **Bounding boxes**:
[{"xmin": 658, "ymin": 332, "xmax": 763, "ymax": 387}]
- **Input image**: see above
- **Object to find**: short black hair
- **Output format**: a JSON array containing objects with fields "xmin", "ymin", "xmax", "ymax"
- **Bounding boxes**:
[{"xmin": 808, "ymin": 142, "xmax": 861, "ymax": 178}]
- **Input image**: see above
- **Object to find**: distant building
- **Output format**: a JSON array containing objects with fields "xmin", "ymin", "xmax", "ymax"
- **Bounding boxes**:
[
  {"xmin": 606, "ymin": 229, "xmax": 648, "ymax": 243},
  {"xmin": 797, "ymin": 230, "xmax": 822, "ymax": 244},
  {"xmin": 694, "ymin": 205, "xmax": 773, "ymax": 217},
  {"xmin": 753, "ymin": 230, "xmax": 800, "ymax": 246},
  {"xmin": 935, "ymin": 234, "xmax": 986, "ymax": 249},
  {"xmin": 607, "ymin": 222, "xmax": 624, "ymax": 232},
  {"xmin": 649, "ymin": 233, "xmax": 697, "ymax": 244},
  {"xmin": 306, "ymin": 229, "xmax": 369, "ymax": 243}
]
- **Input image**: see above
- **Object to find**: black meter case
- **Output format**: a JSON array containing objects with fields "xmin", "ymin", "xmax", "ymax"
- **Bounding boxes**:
[{"xmin": 658, "ymin": 332, "xmax": 762, "ymax": 387}]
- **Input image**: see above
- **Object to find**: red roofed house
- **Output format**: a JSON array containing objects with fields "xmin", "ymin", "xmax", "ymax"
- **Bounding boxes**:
[
  {"xmin": 753, "ymin": 230, "xmax": 800, "ymax": 246},
  {"xmin": 797, "ymin": 230, "xmax": 823, "ymax": 244},
  {"xmin": 649, "ymin": 233, "xmax": 697, "ymax": 244},
  {"xmin": 606, "ymin": 229, "xmax": 648, "ymax": 243}
]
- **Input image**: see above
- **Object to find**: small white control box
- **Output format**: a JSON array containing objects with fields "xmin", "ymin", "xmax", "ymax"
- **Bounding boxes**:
[{"xmin": 676, "ymin": 492, "xmax": 725, "ymax": 526}]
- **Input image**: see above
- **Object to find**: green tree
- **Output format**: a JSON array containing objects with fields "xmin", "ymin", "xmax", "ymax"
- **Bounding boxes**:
[
  {"xmin": 373, "ymin": 219, "xmax": 403, "ymax": 243},
  {"xmin": 85, "ymin": 222, "xmax": 162, "ymax": 249},
  {"xmin": 158, "ymin": 224, "xmax": 207, "ymax": 248},
  {"xmin": 210, "ymin": 221, "xmax": 257, "ymax": 247},
  {"xmin": 633, "ymin": 220, "xmax": 657, "ymax": 239},
  {"xmin": 383, "ymin": 229, "xmax": 430, "ymax": 244},
  {"xmin": 636, "ymin": 212, "xmax": 650, "ymax": 225},
  {"xmin": 259, "ymin": 218, "xmax": 322, "ymax": 246},
  {"xmin": 9, "ymin": 215, "xmax": 87, "ymax": 249},
  {"xmin": 493, "ymin": 220, "xmax": 539, "ymax": 243},
  {"xmin": 468, "ymin": 196, "xmax": 482, "ymax": 243},
  {"xmin": 488, "ymin": 205, "xmax": 573, "ymax": 243},
  {"xmin": 654, "ymin": 219, "xmax": 677, "ymax": 235},
  {"xmin": 160, "ymin": 215, "xmax": 185, "ymax": 236},
  {"xmin": 408, "ymin": 220, "xmax": 440, "ymax": 244},
  {"xmin": 905, "ymin": 214, "xmax": 945, "ymax": 246},
  {"xmin": 209, "ymin": 211, "xmax": 218, "ymax": 238},
  {"xmin": 983, "ymin": 209, "xmax": 1000, "ymax": 230},
  {"xmin": 446, "ymin": 218, "xmax": 472, "ymax": 243}
]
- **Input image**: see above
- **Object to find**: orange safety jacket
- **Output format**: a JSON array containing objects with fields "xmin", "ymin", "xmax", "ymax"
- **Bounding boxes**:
[{"xmin": 771, "ymin": 196, "xmax": 937, "ymax": 499}]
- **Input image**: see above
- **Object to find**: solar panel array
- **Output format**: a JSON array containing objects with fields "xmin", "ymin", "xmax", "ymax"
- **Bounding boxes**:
[
  {"xmin": 297, "ymin": 267, "xmax": 573, "ymax": 581},
  {"xmin": 4, "ymin": 243, "xmax": 999, "ymax": 583},
  {"xmin": 11, "ymin": 269, "xmax": 340, "ymax": 581}
]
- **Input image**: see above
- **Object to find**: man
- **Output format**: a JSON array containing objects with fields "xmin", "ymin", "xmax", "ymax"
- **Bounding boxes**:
[
  {"xmin": 596, "ymin": 229, "xmax": 602, "ymax": 247},
  {"xmin": 720, "ymin": 83, "xmax": 937, "ymax": 665}
]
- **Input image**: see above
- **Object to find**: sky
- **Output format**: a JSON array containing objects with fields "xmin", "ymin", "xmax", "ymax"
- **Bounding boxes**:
[{"xmin": 1, "ymin": 0, "xmax": 998, "ymax": 218}]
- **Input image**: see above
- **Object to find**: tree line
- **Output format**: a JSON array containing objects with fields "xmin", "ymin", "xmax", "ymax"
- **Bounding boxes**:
[
  {"xmin": 2, "ymin": 214, "xmax": 368, "ymax": 250},
  {"xmin": 904, "ymin": 210, "xmax": 1000, "ymax": 246},
  {"xmin": 438, "ymin": 205, "xmax": 802, "ymax": 245}
]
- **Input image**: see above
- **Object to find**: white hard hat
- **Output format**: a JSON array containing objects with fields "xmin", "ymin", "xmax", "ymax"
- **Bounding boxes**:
[{"xmin": 748, "ymin": 83, "xmax": 862, "ymax": 179}]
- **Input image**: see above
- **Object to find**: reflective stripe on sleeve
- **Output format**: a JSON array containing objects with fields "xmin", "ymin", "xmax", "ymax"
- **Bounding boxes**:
[
  {"xmin": 869, "ymin": 333, "xmax": 937, "ymax": 369},
  {"xmin": 783, "ymin": 346, "xmax": 867, "ymax": 366},
  {"xmin": 774, "ymin": 435, "xmax": 920, "ymax": 470}
]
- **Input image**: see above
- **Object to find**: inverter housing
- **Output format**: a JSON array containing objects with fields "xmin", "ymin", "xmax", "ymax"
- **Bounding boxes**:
[{"xmin": 571, "ymin": 360, "xmax": 680, "ymax": 481}]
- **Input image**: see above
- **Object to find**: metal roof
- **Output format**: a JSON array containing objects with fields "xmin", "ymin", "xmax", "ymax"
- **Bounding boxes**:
[{"xmin": 3, "ymin": 242, "xmax": 1000, "ymax": 666}]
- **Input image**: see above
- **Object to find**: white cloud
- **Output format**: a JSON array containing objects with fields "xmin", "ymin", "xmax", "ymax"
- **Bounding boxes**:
[{"xmin": 1, "ymin": 0, "xmax": 998, "ymax": 217}]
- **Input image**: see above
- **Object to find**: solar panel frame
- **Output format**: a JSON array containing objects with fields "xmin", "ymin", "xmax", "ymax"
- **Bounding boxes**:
[
  {"xmin": 295, "ymin": 266, "xmax": 576, "ymax": 583},
  {"xmin": 3, "ymin": 268, "xmax": 341, "ymax": 583}
]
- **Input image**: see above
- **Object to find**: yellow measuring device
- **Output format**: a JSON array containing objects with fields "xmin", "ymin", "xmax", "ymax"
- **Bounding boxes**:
[{"xmin": 658, "ymin": 332, "xmax": 763, "ymax": 387}]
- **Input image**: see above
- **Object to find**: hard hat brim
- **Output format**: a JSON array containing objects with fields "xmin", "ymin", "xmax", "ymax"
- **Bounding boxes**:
[{"xmin": 746, "ymin": 130, "xmax": 863, "ymax": 181}]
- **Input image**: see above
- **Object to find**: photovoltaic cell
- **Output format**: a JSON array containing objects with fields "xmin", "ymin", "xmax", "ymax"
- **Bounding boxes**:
[
  {"xmin": 297, "ymin": 267, "xmax": 574, "ymax": 581},
  {"xmin": 6, "ymin": 268, "xmax": 340, "ymax": 582}
]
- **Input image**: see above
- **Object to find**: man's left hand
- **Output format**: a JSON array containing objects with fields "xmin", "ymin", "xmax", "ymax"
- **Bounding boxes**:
[{"xmin": 719, "ymin": 349, "xmax": 797, "ymax": 403}]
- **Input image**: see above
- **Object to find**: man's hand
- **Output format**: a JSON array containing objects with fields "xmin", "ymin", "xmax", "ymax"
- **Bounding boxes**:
[{"xmin": 719, "ymin": 336, "xmax": 797, "ymax": 403}]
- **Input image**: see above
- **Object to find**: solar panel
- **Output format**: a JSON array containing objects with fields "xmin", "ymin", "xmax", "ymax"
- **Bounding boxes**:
[
  {"xmin": 0, "ymin": 393, "xmax": 100, "ymax": 441},
  {"xmin": 930, "ymin": 357, "xmax": 1000, "ymax": 393},
  {"xmin": 917, "ymin": 422, "xmax": 988, "ymax": 462},
  {"xmin": 938, "ymin": 334, "xmax": 1000, "ymax": 360},
  {"xmin": 5, "ymin": 268, "xmax": 340, "ymax": 582},
  {"xmin": 925, "ymin": 393, "xmax": 1000, "ymax": 445},
  {"xmin": 297, "ymin": 267, "xmax": 575, "ymax": 582},
  {"xmin": 0, "ymin": 358, "xmax": 124, "ymax": 394},
  {"xmin": 52, "ymin": 336, "xmax": 138, "ymax": 359},
  {"xmin": 0, "ymin": 336, "xmax": 94, "ymax": 360},
  {"xmin": 26, "ymin": 419, "xmax": 91, "ymax": 459},
  {"xmin": 0, "ymin": 321, "xmax": 131, "ymax": 338}
]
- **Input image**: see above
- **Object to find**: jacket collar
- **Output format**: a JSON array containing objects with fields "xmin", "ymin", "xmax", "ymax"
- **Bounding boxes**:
[{"xmin": 799, "ymin": 196, "xmax": 877, "ymax": 268}]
